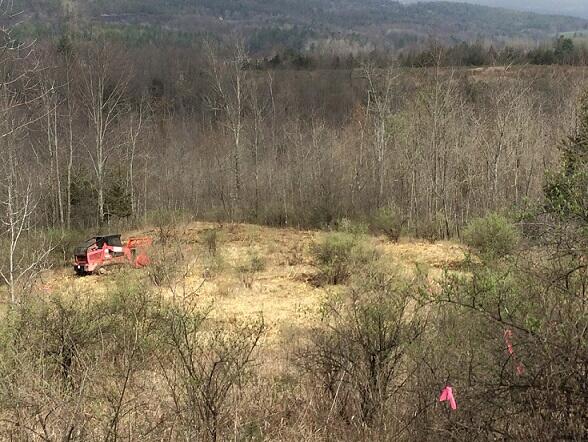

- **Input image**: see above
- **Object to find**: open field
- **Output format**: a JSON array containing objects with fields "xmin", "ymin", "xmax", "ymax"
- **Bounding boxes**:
[{"xmin": 37, "ymin": 222, "xmax": 468, "ymax": 343}]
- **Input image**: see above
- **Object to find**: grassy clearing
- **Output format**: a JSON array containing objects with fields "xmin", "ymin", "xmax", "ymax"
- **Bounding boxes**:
[{"xmin": 36, "ymin": 222, "xmax": 468, "ymax": 345}]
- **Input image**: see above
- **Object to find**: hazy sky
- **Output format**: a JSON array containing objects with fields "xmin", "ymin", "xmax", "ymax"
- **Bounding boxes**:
[{"xmin": 402, "ymin": 0, "xmax": 588, "ymax": 19}]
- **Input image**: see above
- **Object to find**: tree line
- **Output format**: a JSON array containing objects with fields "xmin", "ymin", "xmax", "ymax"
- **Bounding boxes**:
[
  {"xmin": 1, "ymin": 12, "xmax": 587, "ymax": 241},
  {"xmin": 400, "ymin": 36, "xmax": 588, "ymax": 67}
]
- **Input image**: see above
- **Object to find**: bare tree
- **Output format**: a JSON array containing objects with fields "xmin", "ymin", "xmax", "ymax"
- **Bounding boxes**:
[
  {"xmin": 60, "ymin": 36, "xmax": 77, "ymax": 230},
  {"xmin": 79, "ymin": 41, "xmax": 128, "ymax": 224},
  {"xmin": 206, "ymin": 41, "xmax": 249, "ymax": 221},
  {"xmin": 0, "ymin": 7, "xmax": 51, "ymax": 303},
  {"xmin": 363, "ymin": 64, "xmax": 398, "ymax": 208},
  {"xmin": 158, "ymin": 303, "xmax": 265, "ymax": 441},
  {"xmin": 125, "ymin": 96, "xmax": 149, "ymax": 217},
  {"xmin": 39, "ymin": 71, "xmax": 66, "ymax": 230},
  {"xmin": 473, "ymin": 77, "xmax": 531, "ymax": 210},
  {"xmin": 0, "ymin": 151, "xmax": 41, "ymax": 303},
  {"xmin": 417, "ymin": 55, "xmax": 461, "ymax": 238}
]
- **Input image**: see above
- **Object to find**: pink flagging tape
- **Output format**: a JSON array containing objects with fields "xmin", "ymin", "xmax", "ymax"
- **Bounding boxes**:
[
  {"xmin": 504, "ymin": 329, "xmax": 514, "ymax": 355},
  {"xmin": 504, "ymin": 329, "xmax": 525, "ymax": 375},
  {"xmin": 439, "ymin": 386, "xmax": 457, "ymax": 410}
]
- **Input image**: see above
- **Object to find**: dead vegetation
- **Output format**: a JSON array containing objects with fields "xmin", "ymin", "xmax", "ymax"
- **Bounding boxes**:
[
  {"xmin": 1, "ymin": 213, "xmax": 586, "ymax": 440},
  {"xmin": 36, "ymin": 222, "xmax": 466, "ymax": 342}
]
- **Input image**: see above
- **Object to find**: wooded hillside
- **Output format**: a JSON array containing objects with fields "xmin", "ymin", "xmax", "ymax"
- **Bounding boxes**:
[{"xmin": 10, "ymin": 0, "xmax": 588, "ymax": 51}]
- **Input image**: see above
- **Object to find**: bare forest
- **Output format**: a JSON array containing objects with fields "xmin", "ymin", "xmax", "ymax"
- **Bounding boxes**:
[
  {"xmin": 2, "ymin": 35, "xmax": 584, "ymax": 233},
  {"xmin": 1, "ymin": 2, "xmax": 587, "ymax": 441}
]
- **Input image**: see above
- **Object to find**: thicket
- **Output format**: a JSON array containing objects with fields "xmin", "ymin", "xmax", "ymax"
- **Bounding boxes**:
[
  {"xmin": 294, "ymin": 97, "xmax": 588, "ymax": 439},
  {"xmin": 1, "ymin": 201, "xmax": 584, "ymax": 440},
  {"xmin": 0, "ymin": 274, "xmax": 265, "ymax": 440},
  {"xmin": 368, "ymin": 207, "xmax": 404, "ymax": 242},
  {"xmin": 298, "ymin": 267, "xmax": 427, "ymax": 429}
]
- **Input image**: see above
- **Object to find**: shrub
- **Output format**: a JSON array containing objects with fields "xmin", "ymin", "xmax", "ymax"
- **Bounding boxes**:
[
  {"xmin": 144, "ymin": 209, "xmax": 192, "ymax": 229},
  {"xmin": 369, "ymin": 207, "xmax": 404, "ymax": 241},
  {"xmin": 203, "ymin": 253, "xmax": 226, "ymax": 280},
  {"xmin": 0, "ymin": 230, "xmax": 56, "ymax": 301},
  {"xmin": 148, "ymin": 235, "xmax": 194, "ymax": 290},
  {"xmin": 246, "ymin": 253, "xmax": 266, "ymax": 273},
  {"xmin": 45, "ymin": 228, "xmax": 90, "ymax": 268},
  {"xmin": 257, "ymin": 205, "xmax": 291, "ymax": 227},
  {"xmin": 156, "ymin": 307, "xmax": 265, "ymax": 441},
  {"xmin": 198, "ymin": 229, "xmax": 225, "ymax": 279},
  {"xmin": 411, "ymin": 245, "xmax": 588, "ymax": 440},
  {"xmin": 0, "ymin": 284, "xmax": 161, "ymax": 440},
  {"xmin": 335, "ymin": 217, "xmax": 369, "ymax": 235},
  {"xmin": 0, "ymin": 281, "xmax": 266, "ymax": 441},
  {"xmin": 200, "ymin": 228, "xmax": 220, "ymax": 257},
  {"xmin": 310, "ymin": 232, "xmax": 379, "ymax": 285},
  {"xmin": 415, "ymin": 212, "xmax": 448, "ymax": 242},
  {"xmin": 149, "ymin": 246, "xmax": 185, "ymax": 287},
  {"xmin": 298, "ymin": 268, "xmax": 425, "ymax": 426},
  {"xmin": 237, "ymin": 252, "xmax": 266, "ymax": 288},
  {"xmin": 463, "ymin": 213, "xmax": 520, "ymax": 258}
]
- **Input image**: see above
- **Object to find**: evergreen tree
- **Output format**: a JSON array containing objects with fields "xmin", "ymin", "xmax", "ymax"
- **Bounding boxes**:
[
  {"xmin": 544, "ymin": 92, "xmax": 588, "ymax": 224},
  {"xmin": 105, "ymin": 174, "xmax": 132, "ymax": 219}
]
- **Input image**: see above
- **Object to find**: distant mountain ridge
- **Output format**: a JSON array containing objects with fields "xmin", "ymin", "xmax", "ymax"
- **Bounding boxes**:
[
  {"xmin": 9, "ymin": 0, "xmax": 588, "ymax": 51},
  {"xmin": 402, "ymin": 0, "xmax": 588, "ymax": 19}
]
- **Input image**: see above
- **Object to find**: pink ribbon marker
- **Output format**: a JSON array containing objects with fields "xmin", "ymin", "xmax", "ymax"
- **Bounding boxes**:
[
  {"xmin": 439, "ymin": 386, "xmax": 457, "ymax": 410},
  {"xmin": 504, "ymin": 329, "xmax": 514, "ymax": 355},
  {"xmin": 504, "ymin": 329, "xmax": 525, "ymax": 375}
]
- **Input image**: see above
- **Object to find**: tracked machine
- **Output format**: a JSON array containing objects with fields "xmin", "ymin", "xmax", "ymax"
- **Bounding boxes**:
[{"xmin": 73, "ymin": 234, "xmax": 152, "ymax": 275}]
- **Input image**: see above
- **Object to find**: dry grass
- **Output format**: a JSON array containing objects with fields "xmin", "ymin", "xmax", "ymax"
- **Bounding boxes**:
[{"xmin": 37, "ymin": 222, "xmax": 468, "ymax": 345}]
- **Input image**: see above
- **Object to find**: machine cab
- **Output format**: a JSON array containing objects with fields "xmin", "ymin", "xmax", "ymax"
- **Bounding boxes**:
[{"xmin": 73, "ymin": 234, "xmax": 124, "ymax": 274}]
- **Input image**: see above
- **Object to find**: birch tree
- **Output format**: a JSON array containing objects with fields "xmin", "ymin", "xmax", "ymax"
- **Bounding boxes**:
[
  {"xmin": 125, "ymin": 97, "xmax": 149, "ymax": 217},
  {"xmin": 0, "ymin": 149, "xmax": 49, "ymax": 303},
  {"xmin": 0, "ymin": 10, "xmax": 51, "ymax": 303},
  {"xmin": 39, "ymin": 73, "xmax": 65, "ymax": 229},
  {"xmin": 79, "ymin": 41, "xmax": 128, "ymax": 224},
  {"xmin": 363, "ymin": 64, "xmax": 398, "ymax": 208},
  {"xmin": 58, "ymin": 34, "xmax": 77, "ymax": 230},
  {"xmin": 206, "ymin": 42, "xmax": 249, "ymax": 220}
]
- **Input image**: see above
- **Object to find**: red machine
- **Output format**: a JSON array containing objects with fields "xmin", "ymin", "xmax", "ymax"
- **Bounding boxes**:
[{"xmin": 73, "ymin": 234, "xmax": 152, "ymax": 275}]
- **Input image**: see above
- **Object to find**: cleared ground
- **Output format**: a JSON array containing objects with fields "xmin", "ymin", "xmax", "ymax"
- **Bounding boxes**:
[{"xmin": 39, "ymin": 222, "xmax": 468, "ymax": 342}]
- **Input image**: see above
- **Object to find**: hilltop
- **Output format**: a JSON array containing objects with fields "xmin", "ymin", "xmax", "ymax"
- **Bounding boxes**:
[
  {"xmin": 9, "ymin": 0, "xmax": 588, "ymax": 51},
  {"xmin": 402, "ymin": 0, "xmax": 588, "ymax": 19}
]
